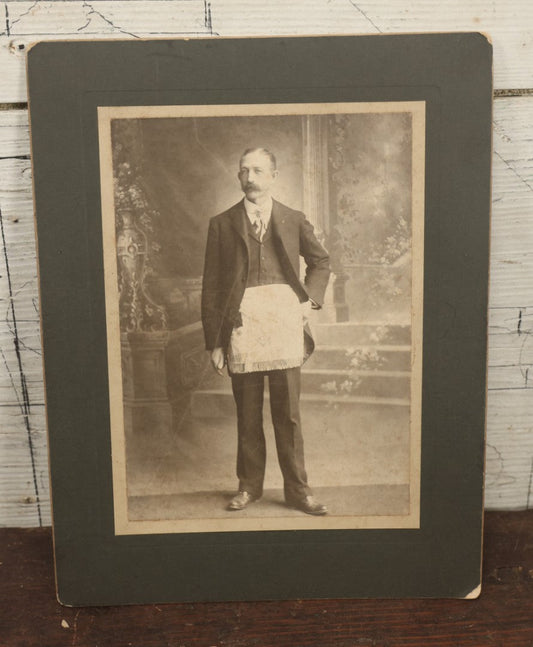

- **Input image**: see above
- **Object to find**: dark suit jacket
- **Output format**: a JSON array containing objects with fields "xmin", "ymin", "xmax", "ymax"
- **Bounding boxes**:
[{"xmin": 201, "ymin": 198, "xmax": 331, "ymax": 358}]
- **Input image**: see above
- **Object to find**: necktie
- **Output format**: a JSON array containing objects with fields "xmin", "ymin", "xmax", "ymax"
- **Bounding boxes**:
[{"xmin": 253, "ymin": 210, "xmax": 264, "ymax": 240}]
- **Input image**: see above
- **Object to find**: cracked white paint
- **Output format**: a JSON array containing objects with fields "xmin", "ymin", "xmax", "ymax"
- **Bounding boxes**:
[{"xmin": 0, "ymin": 0, "xmax": 532, "ymax": 101}]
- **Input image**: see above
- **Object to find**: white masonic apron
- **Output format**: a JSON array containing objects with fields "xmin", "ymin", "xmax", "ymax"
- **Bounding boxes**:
[{"xmin": 227, "ymin": 284, "xmax": 304, "ymax": 374}]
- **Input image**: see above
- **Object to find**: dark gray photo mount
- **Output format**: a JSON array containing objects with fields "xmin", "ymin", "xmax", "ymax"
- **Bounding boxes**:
[{"xmin": 27, "ymin": 33, "xmax": 492, "ymax": 605}]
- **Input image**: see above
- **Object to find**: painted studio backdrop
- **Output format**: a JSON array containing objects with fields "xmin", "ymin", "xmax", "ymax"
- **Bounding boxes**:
[{"xmin": 99, "ymin": 104, "xmax": 424, "ymax": 534}]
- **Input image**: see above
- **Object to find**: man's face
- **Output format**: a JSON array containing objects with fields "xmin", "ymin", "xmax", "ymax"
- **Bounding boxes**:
[{"xmin": 238, "ymin": 151, "xmax": 278, "ymax": 202}]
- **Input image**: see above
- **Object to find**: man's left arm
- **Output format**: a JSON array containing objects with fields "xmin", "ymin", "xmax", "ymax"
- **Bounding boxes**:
[{"xmin": 299, "ymin": 214, "xmax": 331, "ymax": 308}]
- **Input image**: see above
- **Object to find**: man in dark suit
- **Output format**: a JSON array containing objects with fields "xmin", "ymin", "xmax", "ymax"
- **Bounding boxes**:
[{"xmin": 201, "ymin": 147, "xmax": 330, "ymax": 515}]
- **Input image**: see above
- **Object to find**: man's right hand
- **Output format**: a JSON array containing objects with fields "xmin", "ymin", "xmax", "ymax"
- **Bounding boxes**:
[{"xmin": 210, "ymin": 347, "xmax": 225, "ymax": 375}]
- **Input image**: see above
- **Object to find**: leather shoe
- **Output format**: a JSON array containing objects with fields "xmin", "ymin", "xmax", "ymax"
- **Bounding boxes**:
[
  {"xmin": 227, "ymin": 491, "xmax": 258, "ymax": 511},
  {"xmin": 288, "ymin": 495, "xmax": 328, "ymax": 516}
]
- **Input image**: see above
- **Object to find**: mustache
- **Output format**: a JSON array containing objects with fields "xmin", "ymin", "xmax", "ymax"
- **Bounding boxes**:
[{"xmin": 244, "ymin": 183, "xmax": 259, "ymax": 191}]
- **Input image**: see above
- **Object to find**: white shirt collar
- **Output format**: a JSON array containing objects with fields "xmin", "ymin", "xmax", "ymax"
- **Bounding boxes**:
[{"xmin": 244, "ymin": 196, "xmax": 273, "ymax": 225}]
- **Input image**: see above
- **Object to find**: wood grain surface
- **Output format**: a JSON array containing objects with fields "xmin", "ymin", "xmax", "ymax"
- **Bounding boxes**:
[
  {"xmin": 1, "ymin": 510, "xmax": 532, "ymax": 646},
  {"xmin": 1, "ymin": 0, "xmax": 533, "ymax": 100},
  {"xmin": 0, "ymin": 0, "xmax": 532, "ymax": 527}
]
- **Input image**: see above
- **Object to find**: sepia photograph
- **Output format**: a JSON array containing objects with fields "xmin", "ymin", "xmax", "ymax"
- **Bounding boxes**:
[{"xmin": 98, "ymin": 102, "xmax": 425, "ymax": 534}]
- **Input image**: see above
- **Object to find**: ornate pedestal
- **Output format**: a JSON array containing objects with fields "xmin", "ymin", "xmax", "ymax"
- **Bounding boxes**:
[
  {"xmin": 121, "ymin": 331, "xmax": 172, "ymax": 459},
  {"xmin": 166, "ymin": 321, "xmax": 213, "ymax": 418},
  {"xmin": 116, "ymin": 208, "xmax": 172, "ymax": 458}
]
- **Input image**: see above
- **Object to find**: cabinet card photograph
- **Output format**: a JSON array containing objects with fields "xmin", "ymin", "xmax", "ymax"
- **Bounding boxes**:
[{"xmin": 98, "ymin": 102, "xmax": 425, "ymax": 534}]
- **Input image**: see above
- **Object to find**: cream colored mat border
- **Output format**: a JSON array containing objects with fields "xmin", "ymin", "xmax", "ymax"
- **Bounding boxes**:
[{"xmin": 98, "ymin": 101, "xmax": 425, "ymax": 535}]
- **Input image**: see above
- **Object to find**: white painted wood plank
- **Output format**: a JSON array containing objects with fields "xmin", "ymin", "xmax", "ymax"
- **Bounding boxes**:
[
  {"xmin": 0, "ymin": 109, "xmax": 30, "ymax": 157},
  {"xmin": 0, "ymin": 97, "xmax": 532, "ymax": 526},
  {"xmin": 0, "ymin": 0, "xmax": 531, "ymax": 103},
  {"xmin": 0, "ymin": 327, "xmax": 44, "ymax": 406},
  {"xmin": 489, "ymin": 342, "xmax": 533, "ymax": 369},
  {"xmin": 490, "ymin": 98, "xmax": 533, "ymax": 309},
  {"xmin": 0, "ymin": 421, "xmax": 50, "ymax": 527},
  {"xmin": 486, "ymin": 105, "xmax": 533, "ymax": 507},
  {"xmin": 489, "ymin": 306, "xmax": 532, "ymax": 332},
  {"xmin": 0, "ymin": 115, "xmax": 47, "ymax": 525},
  {"xmin": 485, "ymin": 98, "xmax": 533, "ymax": 509},
  {"xmin": 488, "ymin": 308, "xmax": 533, "ymax": 390},
  {"xmin": 0, "ymin": 115, "xmax": 44, "ymax": 430},
  {"xmin": 0, "ymin": 151, "xmax": 40, "ymax": 324},
  {"xmin": 485, "ymin": 390, "xmax": 533, "ymax": 510},
  {"xmin": 488, "ymin": 368, "xmax": 532, "ymax": 391}
]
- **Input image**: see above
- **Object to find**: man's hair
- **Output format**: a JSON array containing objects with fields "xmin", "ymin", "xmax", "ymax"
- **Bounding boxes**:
[{"xmin": 240, "ymin": 147, "xmax": 277, "ymax": 171}]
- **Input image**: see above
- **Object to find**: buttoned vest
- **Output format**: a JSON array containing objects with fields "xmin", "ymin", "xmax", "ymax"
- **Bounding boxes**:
[{"xmin": 245, "ymin": 217, "xmax": 288, "ymax": 288}]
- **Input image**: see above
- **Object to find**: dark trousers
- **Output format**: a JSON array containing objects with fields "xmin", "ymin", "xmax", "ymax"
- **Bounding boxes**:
[{"xmin": 230, "ymin": 367, "xmax": 311, "ymax": 503}]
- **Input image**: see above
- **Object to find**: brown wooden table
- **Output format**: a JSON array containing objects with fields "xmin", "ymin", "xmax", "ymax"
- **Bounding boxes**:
[{"xmin": 2, "ymin": 511, "xmax": 533, "ymax": 646}]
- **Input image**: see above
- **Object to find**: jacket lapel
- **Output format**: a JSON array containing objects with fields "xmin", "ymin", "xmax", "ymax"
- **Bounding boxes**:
[
  {"xmin": 271, "ymin": 200, "xmax": 298, "ymax": 280},
  {"xmin": 229, "ymin": 199, "xmax": 248, "ymax": 242},
  {"xmin": 270, "ymin": 199, "xmax": 286, "ymax": 240}
]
